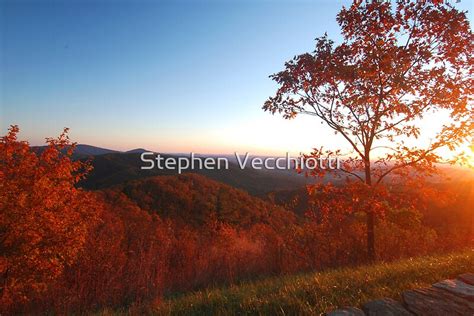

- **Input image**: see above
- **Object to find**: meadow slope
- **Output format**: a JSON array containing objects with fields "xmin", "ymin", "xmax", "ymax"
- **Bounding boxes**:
[{"xmin": 143, "ymin": 249, "xmax": 473, "ymax": 315}]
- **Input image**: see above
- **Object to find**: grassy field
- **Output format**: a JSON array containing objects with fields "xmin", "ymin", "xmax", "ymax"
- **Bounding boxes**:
[{"xmin": 109, "ymin": 249, "xmax": 473, "ymax": 315}]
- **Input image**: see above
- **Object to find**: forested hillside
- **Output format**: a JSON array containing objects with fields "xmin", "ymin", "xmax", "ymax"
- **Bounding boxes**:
[
  {"xmin": 116, "ymin": 174, "xmax": 295, "ymax": 227},
  {"xmin": 79, "ymin": 152, "xmax": 315, "ymax": 195}
]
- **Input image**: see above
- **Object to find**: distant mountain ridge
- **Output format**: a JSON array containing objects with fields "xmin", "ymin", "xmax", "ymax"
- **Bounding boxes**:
[
  {"xmin": 33, "ymin": 144, "xmax": 157, "ymax": 157},
  {"xmin": 79, "ymin": 152, "xmax": 315, "ymax": 196},
  {"xmin": 126, "ymin": 148, "xmax": 150, "ymax": 154},
  {"xmin": 30, "ymin": 144, "xmax": 315, "ymax": 195},
  {"xmin": 32, "ymin": 143, "xmax": 472, "ymax": 197},
  {"xmin": 32, "ymin": 144, "xmax": 121, "ymax": 157},
  {"xmin": 73, "ymin": 144, "xmax": 120, "ymax": 156}
]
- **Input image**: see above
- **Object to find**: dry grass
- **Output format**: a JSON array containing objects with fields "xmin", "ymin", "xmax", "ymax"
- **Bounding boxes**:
[{"xmin": 100, "ymin": 248, "xmax": 474, "ymax": 315}]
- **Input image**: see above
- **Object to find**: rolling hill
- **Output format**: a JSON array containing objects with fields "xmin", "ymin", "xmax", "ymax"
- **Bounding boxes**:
[
  {"xmin": 79, "ymin": 152, "xmax": 316, "ymax": 195},
  {"xmin": 32, "ymin": 144, "xmax": 120, "ymax": 158},
  {"xmin": 110, "ymin": 173, "xmax": 296, "ymax": 227},
  {"xmin": 31, "ymin": 144, "xmax": 315, "ymax": 195}
]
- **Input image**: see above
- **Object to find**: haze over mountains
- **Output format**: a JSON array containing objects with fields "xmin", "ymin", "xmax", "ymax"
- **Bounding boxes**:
[
  {"xmin": 31, "ymin": 144, "xmax": 314, "ymax": 195},
  {"xmin": 32, "ymin": 144, "xmax": 473, "ymax": 198},
  {"xmin": 81, "ymin": 153, "xmax": 316, "ymax": 195},
  {"xmin": 32, "ymin": 144, "xmax": 144, "ymax": 157},
  {"xmin": 72, "ymin": 145, "xmax": 474, "ymax": 253}
]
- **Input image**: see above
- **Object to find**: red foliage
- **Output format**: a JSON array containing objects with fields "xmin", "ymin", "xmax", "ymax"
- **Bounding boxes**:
[
  {"xmin": 0, "ymin": 126, "xmax": 99, "ymax": 311},
  {"xmin": 264, "ymin": 0, "xmax": 473, "ymax": 260},
  {"xmin": 1, "ymin": 127, "xmax": 471, "ymax": 314}
]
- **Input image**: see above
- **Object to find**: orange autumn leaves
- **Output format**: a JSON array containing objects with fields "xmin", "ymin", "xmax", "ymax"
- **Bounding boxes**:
[
  {"xmin": 263, "ymin": 0, "xmax": 473, "ymax": 260},
  {"xmin": 0, "ymin": 126, "xmax": 471, "ymax": 314},
  {"xmin": 0, "ymin": 126, "xmax": 99, "ymax": 308}
]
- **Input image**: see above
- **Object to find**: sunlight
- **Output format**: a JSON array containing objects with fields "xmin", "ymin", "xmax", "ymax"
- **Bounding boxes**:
[
  {"xmin": 3, "ymin": 0, "xmax": 474, "ymax": 314},
  {"xmin": 468, "ymin": 143, "xmax": 474, "ymax": 167}
]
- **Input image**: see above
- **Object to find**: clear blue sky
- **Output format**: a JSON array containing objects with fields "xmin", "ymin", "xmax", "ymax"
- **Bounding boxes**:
[{"xmin": 1, "ymin": 0, "xmax": 472, "ymax": 154}]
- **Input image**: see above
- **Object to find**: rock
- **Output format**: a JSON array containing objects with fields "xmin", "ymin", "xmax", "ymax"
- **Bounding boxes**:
[
  {"xmin": 433, "ymin": 279, "xmax": 474, "ymax": 301},
  {"xmin": 403, "ymin": 286, "xmax": 474, "ymax": 316},
  {"xmin": 458, "ymin": 273, "xmax": 474, "ymax": 286},
  {"xmin": 326, "ymin": 307, "xmax": 365, "ymax": 316},
  {"xmin": 362, "ymin": 298, "xmax": 412, "ymax": 315}
]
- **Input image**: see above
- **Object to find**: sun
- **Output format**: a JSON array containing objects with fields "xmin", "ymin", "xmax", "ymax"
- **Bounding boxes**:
[{"xmin": 466, "ymin": 143, "xmax": 474, "ymax": 167}]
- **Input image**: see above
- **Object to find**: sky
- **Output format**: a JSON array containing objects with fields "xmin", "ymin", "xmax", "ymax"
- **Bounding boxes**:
[{"xmin": 1, "ymin": 0, "xmax": 473, "ymax": 155}]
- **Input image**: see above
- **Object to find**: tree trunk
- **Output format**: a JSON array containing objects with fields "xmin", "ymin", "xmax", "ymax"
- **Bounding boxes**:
[
  {"xmin": 364, "ymin": 154, "xmax": 375, "ymax": 262},
  {"xmin": 367, "ymin": 210, "xmax": 375, "ymax": 262}
]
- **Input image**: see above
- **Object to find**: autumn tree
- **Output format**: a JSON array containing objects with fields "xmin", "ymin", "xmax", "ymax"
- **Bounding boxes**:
[
  {"xmin": 264, "ymin": 1, "xmax": 473, "ymax": 260},
  {"xmin": 0, "ymin": 126, "xmax": 98, "ymax": 311}
]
